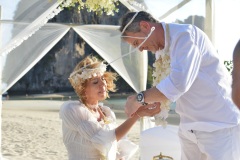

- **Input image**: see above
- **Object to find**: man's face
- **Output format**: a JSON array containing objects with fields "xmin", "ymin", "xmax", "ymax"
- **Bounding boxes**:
[
  {"xmin": 123, "ymin": 20, "xmax": 165, "ymax": 53},
  {"xmin": 124, "ymin": 31, "xmax": 160, "ymax": 53}
]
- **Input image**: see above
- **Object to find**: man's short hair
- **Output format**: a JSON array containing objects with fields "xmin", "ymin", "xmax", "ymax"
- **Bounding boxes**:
[{"xmin": 119, "ymin": 11, "xmax": 158, "ymax": 35}]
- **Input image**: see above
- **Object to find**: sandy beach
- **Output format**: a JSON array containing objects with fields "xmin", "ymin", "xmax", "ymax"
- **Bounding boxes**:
[{"xmin": 2, "ymin": 99, "xmax": 180, "ymax": 160}]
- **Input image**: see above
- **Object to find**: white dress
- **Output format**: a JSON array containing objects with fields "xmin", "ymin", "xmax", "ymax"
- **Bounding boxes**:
[{"xmin": 59, "ymin": 101, "xmax": 138, "ymax": 160}]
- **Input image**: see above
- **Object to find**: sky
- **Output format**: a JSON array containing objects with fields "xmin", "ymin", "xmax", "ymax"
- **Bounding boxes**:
[
  {"xmin": 0, "ymin": 0, "xmax": 20, "ymax": 48},
  {"xmin": 1, "ymin": 0, "xmax": 240, "ymax": 61},
  {"xmin": 214, "ymin": 0, "xmax": 240, "ymax": 61}
]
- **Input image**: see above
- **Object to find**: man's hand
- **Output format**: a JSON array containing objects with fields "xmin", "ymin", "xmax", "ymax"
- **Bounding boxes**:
[
  {"xmin": 133, "ymin": 102, "xmax": 161, "ymax": 118},
  {"xmin": 125, "ymin": 94, "xmax": 162, "ymax": 118},
  {"xmin": 125, "ymin": 94, "xmax": 142, "ymax": 117}
]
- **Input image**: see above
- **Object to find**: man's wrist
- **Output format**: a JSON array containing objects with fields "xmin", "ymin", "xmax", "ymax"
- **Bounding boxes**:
[{"xmin": 136, "ymin": 91, "xmax": 147, "ymax": 105}]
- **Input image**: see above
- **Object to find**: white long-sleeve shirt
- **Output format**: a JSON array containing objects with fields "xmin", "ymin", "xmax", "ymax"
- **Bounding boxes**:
[
  {"xmin": 156, "ymin": 22, "xmax": 240, "ymax": 132},
  {"xmin": 59, "ymin": 101, "xmax": 138, "ymax": 160}
]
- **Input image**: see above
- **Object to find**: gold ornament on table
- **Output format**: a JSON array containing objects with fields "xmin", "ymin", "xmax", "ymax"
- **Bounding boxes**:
[{"xmin": 153, "ymin": 152, "xmax": 174, "ymax": 160}]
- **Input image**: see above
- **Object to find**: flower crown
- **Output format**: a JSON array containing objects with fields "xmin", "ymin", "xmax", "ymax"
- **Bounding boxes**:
[
  {"xmin": 69, "ymin": 62, "xmax": 107, "ymax": 87},
  {"xmin": 71, "ymin": 62, "xmax": 107, "ymax": 79}
]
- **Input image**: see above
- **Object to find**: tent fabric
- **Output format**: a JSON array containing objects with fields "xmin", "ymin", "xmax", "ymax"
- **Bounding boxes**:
[
  {"xmin": 73, "ymin": 25, "xmax": 148, "ymax": 93},
  {"xmin": 0, "ymin": 0, "xmax": 151, "ymax": 95},
  {"xmin": 1, "ymin": 23, "xmax": 70, "ymax": 93},
  {"xmin": 0, "ymin": 22, "xmax": 148, "ymax": 94},
  {"xmin": 0, "ymin": 0, "xmax": 64, "ymax": 56}
]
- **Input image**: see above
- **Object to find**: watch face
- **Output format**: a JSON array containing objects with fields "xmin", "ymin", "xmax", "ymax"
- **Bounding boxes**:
[{"xmin": 137, "ymin": 93, "xmax": 144, "ymax": 102}]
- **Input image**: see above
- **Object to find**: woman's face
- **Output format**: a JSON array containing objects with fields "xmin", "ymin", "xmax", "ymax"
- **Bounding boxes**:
[{"xmin": 84, "ymin": 74, "xmax": 107, "ymax": 104}]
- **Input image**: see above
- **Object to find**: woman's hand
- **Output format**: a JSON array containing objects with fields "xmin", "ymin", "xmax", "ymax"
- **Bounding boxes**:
[{"xmin": 133, "ymin": 102, "xmax": 161, "ymax": 118}]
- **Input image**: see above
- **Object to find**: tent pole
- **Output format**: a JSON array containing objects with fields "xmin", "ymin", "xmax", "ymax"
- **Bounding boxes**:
[
  {"xmin": 0, "ymin": 5, "xmax": 3, "ymax": 159},
  {"xmin": 0, "ymin": 5, "xmax": 1, "ymax": 48},
  {"xmin": 205, "ymin": 0, "xmax": 215, "ymax": 46},
  {"xmin": 0, "ymin": 58, "xmax": 2, "ymax": 160}
]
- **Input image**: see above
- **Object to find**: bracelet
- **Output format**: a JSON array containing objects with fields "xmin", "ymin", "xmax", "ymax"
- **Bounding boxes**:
[{"xmin": 135, "ymin": 112, "xmax": 141, "ymax": 118}]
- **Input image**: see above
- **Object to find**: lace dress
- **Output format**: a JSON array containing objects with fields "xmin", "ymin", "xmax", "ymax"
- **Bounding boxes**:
[{"xmin": 59, "ymin": 101, "xmax": 138, "ymax": 160}]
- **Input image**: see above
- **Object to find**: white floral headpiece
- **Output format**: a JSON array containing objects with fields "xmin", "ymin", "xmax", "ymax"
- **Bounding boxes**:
[{"xmin": 69, "ymin": 62, "xmax": 107, "ymax": 87}]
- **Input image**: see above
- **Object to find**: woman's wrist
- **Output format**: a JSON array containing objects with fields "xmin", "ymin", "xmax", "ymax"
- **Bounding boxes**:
[
  {"xmin": 132, "ymin": 112, "xmax": 141, "ymax": 120},
  {"xmin": 135, "ymin": 112, "xmax": 141, "ymax": 118}
]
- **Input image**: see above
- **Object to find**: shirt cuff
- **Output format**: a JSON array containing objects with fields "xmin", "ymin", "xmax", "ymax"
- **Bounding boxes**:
[{"xmin": 156, "ymin": 76, "xmax": 182, "ymax": 102}]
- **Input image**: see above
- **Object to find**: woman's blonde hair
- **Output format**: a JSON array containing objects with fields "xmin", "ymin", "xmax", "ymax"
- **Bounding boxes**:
[{"xmin": 69, "ymin": 56, "xmax": 118, "ymax": 104}]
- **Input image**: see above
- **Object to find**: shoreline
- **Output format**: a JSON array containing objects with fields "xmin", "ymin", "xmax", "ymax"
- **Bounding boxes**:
[{"xmin": 4, "ymin": 92, "xmax": 133, "ymax": 100}]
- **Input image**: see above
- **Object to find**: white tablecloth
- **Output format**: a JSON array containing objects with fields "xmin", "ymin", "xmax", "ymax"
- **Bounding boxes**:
[{"xmin": 139, "ymin": 125, "xmax": 181, "ymax": 160}]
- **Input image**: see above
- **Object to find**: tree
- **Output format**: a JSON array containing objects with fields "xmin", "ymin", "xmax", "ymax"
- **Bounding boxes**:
[
  {"xmin": 224, "ymin": 60, "xmax": 233, "ymax": 74},
  {"xmin": 61, "ymin": 0, "xmax": 120, "ymax": 16}
]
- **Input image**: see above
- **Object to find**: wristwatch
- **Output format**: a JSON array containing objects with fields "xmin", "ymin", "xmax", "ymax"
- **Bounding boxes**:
[{"xmin": 137, "ymin": 91, "xmax": 147, "ymax": 105}]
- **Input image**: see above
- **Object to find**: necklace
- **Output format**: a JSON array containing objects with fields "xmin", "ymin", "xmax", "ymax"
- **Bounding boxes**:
[
  {"xmin": 97, "ymin": 107, "xmax": 111, "ymax": 124},
  {"xmin": 152, "ymin": 23, "xmax": 171, "ymax": 127},
  {"xmin": 84, "ymin": 103, "xmax": 100, "ymax": 118},
  {"xmin": 85, "ymin": 103, "xmax": 111, "ymax": 124},
  {"xmin": 87, "ymin": 104, "xmax": 99, "ymax": 110}
]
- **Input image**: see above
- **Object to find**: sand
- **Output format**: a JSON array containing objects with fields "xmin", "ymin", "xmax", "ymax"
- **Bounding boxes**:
[{"xmin": 1, "ymin": 99, "xmax": 180, "ymax": 160}]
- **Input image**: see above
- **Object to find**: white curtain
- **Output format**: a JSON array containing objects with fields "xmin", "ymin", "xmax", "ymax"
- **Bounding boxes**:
[
  {"xmin": 1, "ymin": 23, "xmax": 70, "ymax": 93},
  {"xmin": 0, "ymin": 0, "xmax": 64, "ymax": 55},
  {"xmin": 73, "ymin": 25, "xmax": 148, "ymax": 93},
  {"xmin": 0, "ymin": 0, "xmax": 149, "ymax": 95}
]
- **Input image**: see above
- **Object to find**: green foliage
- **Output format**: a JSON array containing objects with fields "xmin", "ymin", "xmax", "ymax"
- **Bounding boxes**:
[
  {"xmin": 224, "ymin": 60, "xmax": 233, "ymax": 74},
  {"xmin": 61, "ymin": 0, "xmax": 120, "ymax": 16},
  {"xmin": 147, "ymin": 65, "xmax": 153, "ymax": 88}
]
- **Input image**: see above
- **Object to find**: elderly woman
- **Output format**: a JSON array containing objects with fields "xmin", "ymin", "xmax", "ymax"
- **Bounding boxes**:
[{"xmin": 59, "ymin": 56, "xmax": 160, "ymax": 160}]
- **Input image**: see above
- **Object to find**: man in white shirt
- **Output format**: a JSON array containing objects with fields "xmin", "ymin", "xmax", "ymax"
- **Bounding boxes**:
[
  {"xmin": 232, "ymin": 40, "xmax": 240, "ymax": 108},
  {"xmin": 119, "ymin": 11, "xmax": 240, "ymax": 160}
]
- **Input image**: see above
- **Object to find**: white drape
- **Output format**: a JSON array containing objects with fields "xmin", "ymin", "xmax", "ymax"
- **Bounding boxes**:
[
  {"xmin": 0, "ymin": 0, "xmax": 64, "ymax": 55},
  {"xmin": 1, "ymin": 23, "xmax": 70, "ymax": 93},
  {"xmin": 1, "ymin": 23, "xmax": 148, "ymax": 94},
  {"xmin": 73, "ymin": 25, "xmax": 147, "ymax": 93},
  {"xmin": 0, "ymin": 0, "xmax": 149, "ymax": 95}
]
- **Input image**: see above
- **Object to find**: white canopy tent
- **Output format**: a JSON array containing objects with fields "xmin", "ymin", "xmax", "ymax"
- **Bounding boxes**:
[{"xmin": 2, "ymin": 0, "xmax": 239, "ymax": 159}]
